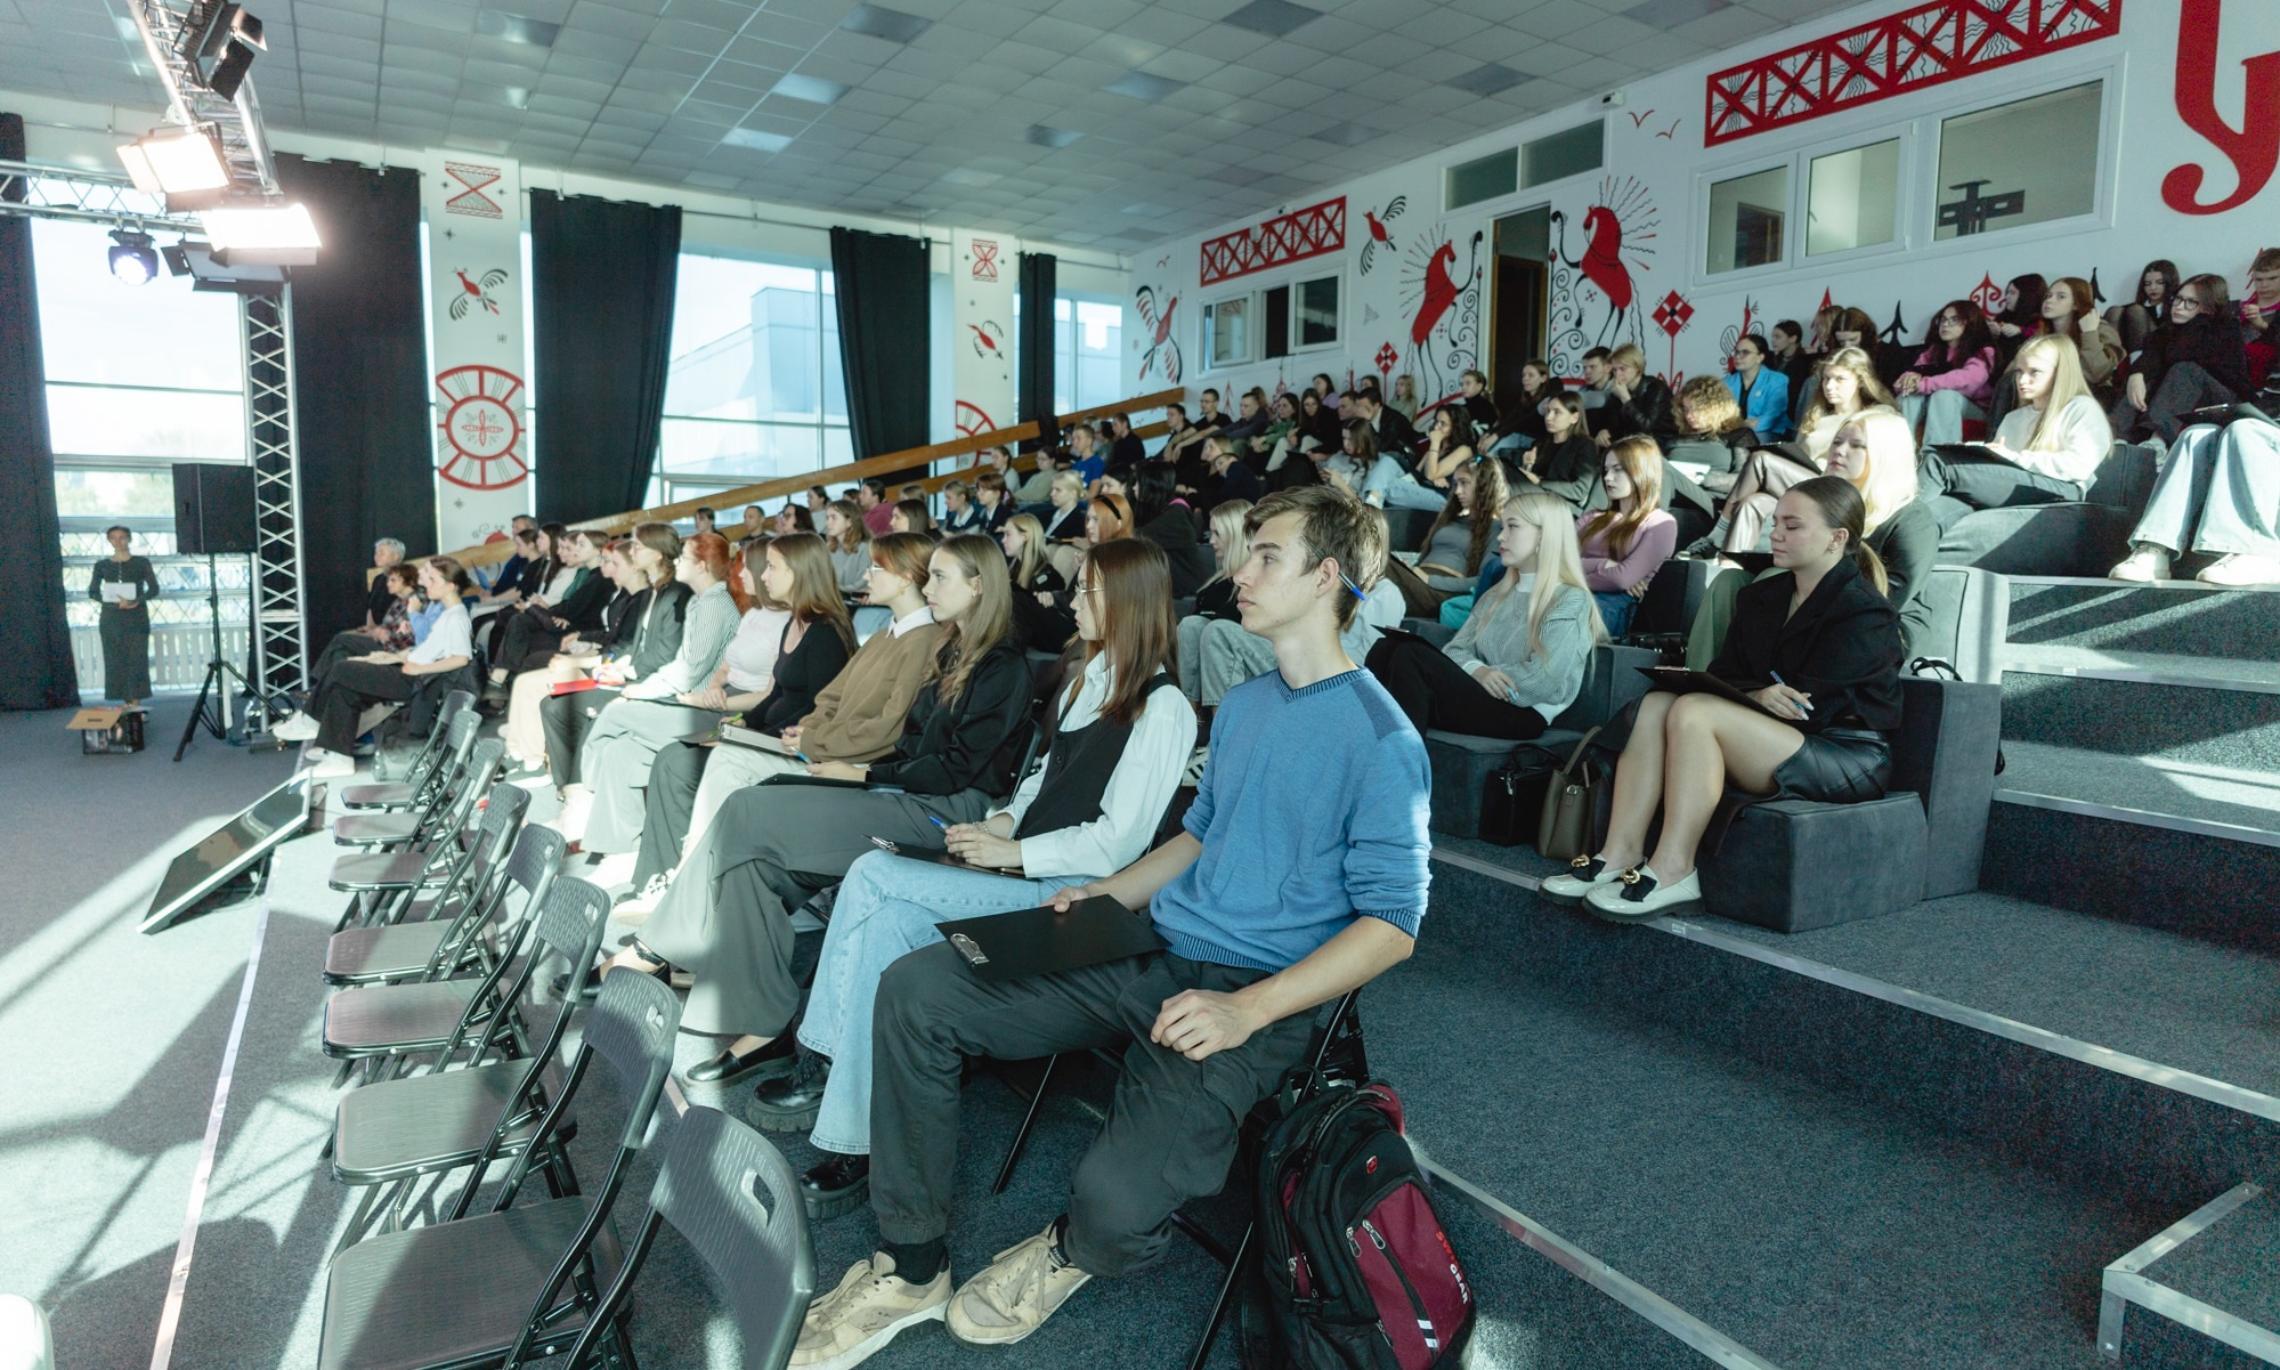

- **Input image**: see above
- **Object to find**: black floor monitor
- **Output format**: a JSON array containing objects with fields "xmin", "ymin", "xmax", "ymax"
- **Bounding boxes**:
[{"xmin": 140, "ymin": 779, "xmax": 313, "ymax": 934}]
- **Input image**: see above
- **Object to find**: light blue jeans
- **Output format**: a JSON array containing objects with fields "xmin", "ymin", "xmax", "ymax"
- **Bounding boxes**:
[
  {"xmin": 2132, "ymin": 420, "xmax": 2280, "ymax": 558},
  {"xmin": 800, "ymin": 849, "xmax": 1089, "ymax": 1155},
  {"xmin": 1360, "ymin": 455, "xmax": 1453, "ymax": 511},
  {"xmin": 1900, "ymin": 389, "xmax": 1984, "ymax": 448}
]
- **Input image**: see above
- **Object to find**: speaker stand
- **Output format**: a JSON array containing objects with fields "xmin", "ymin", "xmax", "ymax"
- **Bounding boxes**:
[{"xmin": 174, "ymin": 552, "xmax": 287, "ymax": 762}]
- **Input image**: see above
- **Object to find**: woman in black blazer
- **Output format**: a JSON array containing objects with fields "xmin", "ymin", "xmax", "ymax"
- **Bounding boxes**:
[{"xmin": 1543, "ymin": 475, "xmax": 1903, "ymax": 920}]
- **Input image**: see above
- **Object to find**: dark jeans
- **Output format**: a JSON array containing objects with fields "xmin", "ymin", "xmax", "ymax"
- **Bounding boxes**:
[
  {"xmin": 2111, "ymin": 361, "xmax": 2237, "ymax": 444},
  {"xmin": 314, "ymin": 658, "xmax": 414, "ymax": 753},
  {"xmin": 1915, "ymin": 447, "xmax": 2083, "ymax": 536},
  {"xmin": 634, "ymin": 739, "xmax": 709, "ymax": 886},
  {"xmin": 540, "ymin": 685, "xmax": 622, "ymax": 791},
  {"xmin": 494, "ymin": 609, "xmax": 566, "ymax": 678},
  {"xmin": 1364, "ymin": 633, "xmax": 1551, "ymax": 740},
  {"xmin": 869, "ymin": 947, "xmax": 1317, "ymax": 1276},
  {"xmin": 312, "ymin": 628, "xmax": 380, "ymax": 693}
]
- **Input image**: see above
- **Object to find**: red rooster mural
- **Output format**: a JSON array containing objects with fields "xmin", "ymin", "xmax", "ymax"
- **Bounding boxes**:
[
  {"xmin": 1360, "ymin": 195, "xmax": 1406, "ymax": 274},
  {"xmin": 448, "ymin": 267, "xmax": 508, "ymax": 320},
  {"xmin": 1135, "ymin": 283, "xmax": 1182, "ymax": 384}
]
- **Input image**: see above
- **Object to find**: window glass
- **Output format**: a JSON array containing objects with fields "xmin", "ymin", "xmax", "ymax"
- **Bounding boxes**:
[
  {"xmin": 47, "ymin": 385, "xmax": 245, "ymax": 460},
  {"xmin": 1204, "ymin": 296, "xmax": 1250, "ymax": 369},
  {"xmin": 657, "ymin": 254, "xmax": 853, "ymax": 485},
  {"xmin": 1447, "ymin": 149, "xmax": 1517, "ymax": 210},
  {"xmin": 658, "ymin": 418, "xmax": 823, "ymax": 481},
  {"xmin": 1806, "ymin": 140, "xmax": 1901, "ymax": 257},
  {"xmin": 1522, "ymin": 121, "xmax": 1603, "ymax": 188},
  {"xmin": 1707, "ymin": 165, "xmax": 1789, "ymax": 275},
  {"xmin": 1295, "ymin": 276, "xmax": 1339, "ymax": 348},
  {"xmin": 32, "ymin": 217, "xmax": 244, "ymax": 389},
  {"xmin": 1053, "ymin": 296, "xmax": 1123, "ymax": 414},
  {"xmin": 1934, "ymin": 80, "xmax": 2102, "ymax": 240}
]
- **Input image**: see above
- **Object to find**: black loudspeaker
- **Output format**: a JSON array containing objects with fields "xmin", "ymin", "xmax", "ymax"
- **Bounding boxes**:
[{"xmin": 172, "ymin": 463, "xmax": 257, "ymax": 555}]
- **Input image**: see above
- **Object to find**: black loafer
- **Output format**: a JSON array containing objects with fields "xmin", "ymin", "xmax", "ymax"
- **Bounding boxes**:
[
  {"xmin": 750, "ymin": 1061, "xmax": 829, "ymax": 1131},
  {"xmin": 686, "ymin": 1033, "xmax": 795, "ymax": 1085},
  {"xmin": 799, "ymin": 1153, "xmax": 870, "ymax": 1221}
]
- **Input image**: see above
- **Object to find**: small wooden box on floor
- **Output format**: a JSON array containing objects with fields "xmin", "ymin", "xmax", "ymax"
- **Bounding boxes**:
[{"xmin": 67, "ymin": 707, "xmax": 144, "ymax": 755}]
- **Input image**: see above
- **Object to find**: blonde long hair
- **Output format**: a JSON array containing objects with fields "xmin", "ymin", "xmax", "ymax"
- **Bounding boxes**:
[
  {"xmin": 1204, "ymin": 499, "xmax": 1251, "ymax": 587},
  {"xmin": 1833, "ymin": 407, "xmax": 1920, "ymax": 533},
  {"xmin": 1002, "ymin": 513, "xmax": 1049, "ymax": 588},
  {"xmin": 1483, "ymin": 491, "xmax": 1608, "ymax": 658},
  {"xmin": 2013, "ymin": 334, "xmax": 2092, "ymax": 456}
]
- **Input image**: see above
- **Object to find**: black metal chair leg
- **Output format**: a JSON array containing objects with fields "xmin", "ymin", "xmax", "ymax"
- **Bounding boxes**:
[
  {"xmin": 1188, "ymin": 1220, "xmax": 1254, "ymax": 1370},
  {"xmin": 991, "ymin": 1053, "xmax": 1061, "ymax": 1195}
]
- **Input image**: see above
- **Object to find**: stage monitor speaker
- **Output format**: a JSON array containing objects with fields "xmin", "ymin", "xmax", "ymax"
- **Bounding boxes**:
[
  {"xmin": 172, "ymin": 462, "xmax": 258, "ymax": 556},
  {"xmin": 141, "ymin": 778, "xmax": 312, "ymax": 932}
]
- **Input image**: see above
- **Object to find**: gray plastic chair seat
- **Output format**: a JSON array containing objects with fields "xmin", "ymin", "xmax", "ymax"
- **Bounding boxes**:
[
  {"xmin": 328, "ymin": 850, "xmax": 441, "ymax": 894},
  {"xmin": 337, "ymin": 780, "xmax": 419, "ymax": 811},
  {"xmin": 332, "ymin": 813, "xmax": 424, "ymax": 847},
  {"xmin": 323, "ymin": 923, "xmax": 457, "ymax": 986},
  {"xmin": 323, "ymin": 981, "xmax": 482, "ymax": 1059},
  {"xmin": 332, "ymin": 1059, "xmax": 570, "ymax": 1185},
  {"xmin": 316, "ymin": 1199, "xmax": 622, "ymax": 1370}
]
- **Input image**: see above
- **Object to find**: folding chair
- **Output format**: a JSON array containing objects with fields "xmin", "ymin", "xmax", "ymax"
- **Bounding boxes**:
[
  {"xmin": 540, "ymin": 1104, "xmax": 816, "ymax": 1370},
  {"xmin": 328, "ymin": 874, "xmax": 609, "ymax": 1245},
  {"xmin": 322, "ymin": 804, "xmax": 551, "ymax": 988},
  {"xmin": 316, "ymin": 969, "xmax": 683, "ymax": 1370},
  {"xmin": 328, "ymin": 739, "xmax": 507, "ymax": 932},
  {"xmin": 331, "ymin": 713, "xmax": 496, "ymax": 850},
  {"xmin": 990, "ymin": 988, "xmax": 1367, "ymax": 1370},
  {"xmin": 336, "ymin": 690, "xmax": 477, "ymax": 811}
]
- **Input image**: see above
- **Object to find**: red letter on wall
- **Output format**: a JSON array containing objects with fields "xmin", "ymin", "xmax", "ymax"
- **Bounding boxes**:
[{"xmin": 2162, "ymin": 0, "xmax": 2280, "ymax": 214}]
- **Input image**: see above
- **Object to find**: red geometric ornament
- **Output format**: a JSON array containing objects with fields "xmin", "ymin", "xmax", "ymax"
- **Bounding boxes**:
[
  {"xmin": 434, "ymin": 364, "xmax": 526, "ymax": 491},
  {"xmin": 1704, "ymin": 0, "xmax": 2122, "ymax": 146},
  {"xmin": 1200, "ymin": 197, "xmax": 1347, "ymax": 286},
  {"xmin": 1968, "ymin": 273, "xmax": 2006, "ymax": 313}
]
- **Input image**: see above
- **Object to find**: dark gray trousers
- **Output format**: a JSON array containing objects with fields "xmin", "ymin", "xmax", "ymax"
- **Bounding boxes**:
[{"xmin": 869, "ymin": 946, "xmax": 1316, "ymax": 1277}]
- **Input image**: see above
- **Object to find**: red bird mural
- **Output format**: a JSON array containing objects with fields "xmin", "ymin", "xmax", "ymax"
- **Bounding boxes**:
[
  {"xmin": 1360, "ymin": 194, "xmax": 1406, "ymax": 274},
  {"xmin": 1135, "ymin": 284, "xmax": 1182, "ymax": 383},
  {"xmin": 448, "ymin": 267, "xmax": 508, "ymax": 320},
  {"xmin": 967, "ymin": 322, "xmax": 1000, "ymax": 354}
]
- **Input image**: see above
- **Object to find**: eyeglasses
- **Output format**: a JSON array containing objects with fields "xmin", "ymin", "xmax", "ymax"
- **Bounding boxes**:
[
  {"xmin": 1936, "ymin": 314, "xmax": 1963, "ymax": 326},
  {"xmin": 2174, "ymin": 295, "xmax": 2204, "ymax": 310},
  {"xmin": 1073, "ymin": 583, "xmax": 1102, "ymax": 598}
]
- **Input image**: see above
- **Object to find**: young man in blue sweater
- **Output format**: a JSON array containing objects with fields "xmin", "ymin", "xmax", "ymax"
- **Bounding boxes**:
[{"xmin": 793, "ymin": 485, "xmax": 1433, "ymax": 1368}]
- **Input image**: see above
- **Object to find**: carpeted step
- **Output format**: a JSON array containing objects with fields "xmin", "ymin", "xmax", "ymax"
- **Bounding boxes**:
[
  {"xmin": 1982, "ymin": 795, "xmax": 2280, "ymax": 954},
  {"xmin": 2120, "ymin": 1183, "xmax": 2280, "ymax": 1363},
  {"xmin": 1368, "ymin": 874, "xmax": 2207, "ymax": 1369},
  {"xmin": 1998, "ymin": 668, "xmax": 2280, "ymax": 769},
  {"xmin": 2005, "ymin": 579, "xmax": 2280, "ymax": 659}
]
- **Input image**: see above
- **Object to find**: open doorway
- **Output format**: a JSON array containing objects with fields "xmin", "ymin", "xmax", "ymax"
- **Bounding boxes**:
[{"xmin": 1490, "ymin": 207, "xmax": 1550, "ymax": 392}]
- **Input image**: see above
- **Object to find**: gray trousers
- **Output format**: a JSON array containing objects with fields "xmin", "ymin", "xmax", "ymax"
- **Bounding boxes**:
[
  {"xmin": 638, "ymin": 780, "xmax": 992, "ymax": 1037},
  {"xmin": 578, "ymin": 697, "xmax": 725, "ymax": 852},
  {"xmin": 2133, "ymin": 420, "xmax": 2280, "ymax": 558},
  {"xmin": 869, "ymin": 946, "xmax": 1316, "ymax": 1277}
]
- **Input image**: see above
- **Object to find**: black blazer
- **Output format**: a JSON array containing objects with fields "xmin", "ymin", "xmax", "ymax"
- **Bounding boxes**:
[
  {"xmin": 550, "ymin": 567, "xmax": 613, "ymax": 633},
  {"xmin": 1603, "ymin": 376, "xmax": 1679, "ymax": 449},
  {"xmin": 1012, "ymin": 561, "xmax": 1075, "ymax": 653},
  {"xmin": 1140, "ymin": 506, "xmax": 1215, "ymax": 599},
  {"xmin": 750, "ymin": 618, "xmax": 854, "ymax": 732},
  {"xmin": 1708, "ymin": 556, "xmax": 1904, "ymax": 733},
  {"xmin": 867, "ymin": 640, "xmax": 1032, "ymax": 796},
  {"xmin": 1040, "ymin": 503, "xmax": 1086, "ymax": 542},
  {"xmin": 628, "ymin": 580, "xmax": 693, "ymax": 679}
]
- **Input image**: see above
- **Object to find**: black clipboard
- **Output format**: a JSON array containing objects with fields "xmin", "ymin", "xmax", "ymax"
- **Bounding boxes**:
[
  {"xmin": 1637, "ymin": 666, "xmax": 1787, "ymax": 719},
  {"xmin": 868, "ymin": 834, "xmax": 992, "ymax": 873},
  {"xmin": 719, "ymin": 721, "xmax": 796, "ymax": 753},
  {"xmin": 937, "ymin": 895, "xmax": 1164, "ymax": 982}
]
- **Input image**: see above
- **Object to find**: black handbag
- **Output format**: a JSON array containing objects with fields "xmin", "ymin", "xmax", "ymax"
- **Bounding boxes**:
[{"xmin": 1477, "ymin": 733, "xmax": 1572, "ymax": 846}]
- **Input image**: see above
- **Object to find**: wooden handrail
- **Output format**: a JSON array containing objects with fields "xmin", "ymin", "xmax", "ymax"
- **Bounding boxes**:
[
  {"xmin": 910, "ymin": 419, "xmax": 1173, "ymax": 496},
  {"xmin": 441, "ymin": 387, "xmax": 1186, "ymax": 567}
]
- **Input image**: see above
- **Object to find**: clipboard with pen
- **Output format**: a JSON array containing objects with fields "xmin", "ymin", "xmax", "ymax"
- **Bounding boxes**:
[{"xmin": 1637, "ymin": 666, "xmax": 1790, "ymax": 720}]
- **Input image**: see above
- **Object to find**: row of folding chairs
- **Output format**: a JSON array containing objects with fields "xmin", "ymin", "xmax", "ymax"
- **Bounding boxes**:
[{"xmin": 304, "ymin": 694, "xmax": 813, "ymax": 1367}]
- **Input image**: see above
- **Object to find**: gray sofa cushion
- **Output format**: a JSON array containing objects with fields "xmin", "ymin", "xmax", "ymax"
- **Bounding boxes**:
[
  {"xmin": 1701, "ymin": 794, "xmax": 1930, "ymax": 932},
  {"xmin": 1420, "ymin": 643, "xmax": 1659, "ymax": 836}
]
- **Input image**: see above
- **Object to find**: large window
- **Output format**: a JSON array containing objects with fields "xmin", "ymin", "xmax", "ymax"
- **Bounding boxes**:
[
  {"xmin": 1053, "ymin": 297, "xmax": 1124, "ymax": 414},
  {"xmin": 1706, "ymin": 165, "xmax": 1790, "ymax": 275},
  {"xmin": 1202, "ymin": 295, "xmax": 1251, "ymax": 371},
  {"xmin": 34, "ymin": 214, "xmax": 252, "ymax": 696},
  {"xmin": 653, "ymin": 254, "xmax": 852, "ymax": 504},
  {"xmin": 1806, "ymin": 139, "xmax": 1901, "ymax": 257},
  {"xmin": 1934, "ymin": 80, "xmax": 2103, "ymax": 240}
]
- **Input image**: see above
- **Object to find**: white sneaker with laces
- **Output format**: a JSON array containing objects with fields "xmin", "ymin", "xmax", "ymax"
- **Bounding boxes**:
[
  {"xmin": 2108, "ymin": 545, "xmax": 2171, "ymax": 583},
  {"xmin": 791, "ymin": 1253, "xmax": 949, "ymax": 1370},
  {"xmin": 946, "ymin": 1223, "xmax": 1092, "ymax": 1346},
  {"xmin": 2197, "ymin": 553, "xmax": 2280, "ymax": 587},
  {"xmin": 272, "ymin": 711, "xmax": 320, "ymax": 742},
  {"xmin": 303, "ymin": 747, "xmax": 356, "ymax": 780}
]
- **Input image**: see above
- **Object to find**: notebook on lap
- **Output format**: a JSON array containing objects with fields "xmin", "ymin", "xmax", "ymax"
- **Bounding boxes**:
[{"xmin": 936, "ymin": 895, "xmax": 1164, "ymax": 982}]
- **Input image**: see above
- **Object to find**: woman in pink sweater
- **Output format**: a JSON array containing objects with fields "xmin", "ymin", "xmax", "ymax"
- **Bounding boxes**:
[
  {"xmin": 1895, "ymin": 299, "xmax": 1999, "ymax": 447},
  {"xmin": 1576, "ymin": 436, "xmax": 1678, "ymax": 636}
]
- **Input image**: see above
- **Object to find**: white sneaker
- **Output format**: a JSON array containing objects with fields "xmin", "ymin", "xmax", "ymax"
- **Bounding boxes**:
[
  {"xmin": 587, "ymin": 850, "xmax": 637, "ymax": 890},
  {"xmin": 1539, "ymin": 854, "xmax": 1625, "ymax": 906},
  {"xmin": 271, "ymin": 711, "xmax": 320, "ymax": 742},
  {"xmin": 946, "ymin": 1223, "xmax": 1092, "ymax": 1346},
  {"xmin": 791, "ymin": 1252, "xmax": 949, "ymax": 1369},
  {"xmin": 2108, "ymin": 545, "xmax": 2171, "ymax": 583},
  {"xmin": 542, "ymin": 785, "xmax": 594, "ymax": 841},
  {"xmin": 615, "ymin": 873, "xmax": 671, "ymax": 922},
  {"xmin": 1584, "ymin": 864, "xmax": 1703, "ymax": 922},
  {"xmin": 2196, "ymin": 553, "xmax": 2280, "ymax": 587},
  {"xmin": 303, "ymin": 747, "xmax": 356, "ymax": 780}
]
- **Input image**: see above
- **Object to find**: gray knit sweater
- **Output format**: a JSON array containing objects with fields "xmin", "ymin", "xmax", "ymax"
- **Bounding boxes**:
[{"xmin": 1443, "ymin": 580, "xmax": 1595, "ymax": 722}]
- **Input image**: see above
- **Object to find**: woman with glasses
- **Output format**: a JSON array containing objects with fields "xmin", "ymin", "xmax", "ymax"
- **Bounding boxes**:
[
  {"xmin": 1917, "ymin": 335, "xmax": 2112, "ymax": 534},
  {"xmin": 2111, "ymin": 274, "xmax": 2252, "ymax": 444},
  {"xmin": 1894, "ymin": 301, "xmax": 1998, "ymax": 447}
]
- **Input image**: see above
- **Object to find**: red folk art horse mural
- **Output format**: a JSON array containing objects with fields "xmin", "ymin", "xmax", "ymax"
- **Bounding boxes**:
[
  {"xmin": 1547, "ymin": 177, "xmax": 1660, "ymax": 371},
  {"xmin": 1703, "ymin": 0, "xmax": 2121, "ymax": 146},
  {"xmin": 2163, "ymin": 0, "xmax": 2280, "ymax": 214},
  {"xmin": 1392, "ymin": 225, "xmax": 1485, "ymax": 399}
]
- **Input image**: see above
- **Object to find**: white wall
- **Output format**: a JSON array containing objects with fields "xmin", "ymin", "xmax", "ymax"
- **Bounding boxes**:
[{"xmin": 1122, "ymin": 0, "xmax": 2279, "ymax": 407}]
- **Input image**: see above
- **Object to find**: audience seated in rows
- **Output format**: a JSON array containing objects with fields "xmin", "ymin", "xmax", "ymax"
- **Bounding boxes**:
[
  {"xmin": 823, "ymin": 499, "xmax": 872, "ymax": 596},
  {"xmin": 1895, "ymin": 301, "xmax": 1998, "ymax": 447},
  {"xmin": 1577, "ymin": 439, "xmax": 1679, "ymax": 637},
  {"xmin": 1173, "ymin": 499, "xmax": 1250, "ymax": 701},
  {"xmin": 1724, "ymin": 333, "xmax": 1791, "ymax": 442},
  {"xmin": 1002, "ymin": 513, "xmax": 1074, "ymax": 652},
  {"xmin": 1918, "ymin": 334, "xmax": 2114, "ymax": 535},
  {"xmin": 272, "ymin": 556, "xmax": 476, "ymax": 776},
  {"xmin": 2114, "ymin": 272, "xmax": 2252, "ymax": 443},
  {"xmin": 1517, "ymin": 394, "xmax": 1599, "ymax": 510},
  {"xmin": 488, "ymin": 528, "xmax": 613, "ymax": 683},
  {"xmin": 502, "ymin": 537, "xmax": 645, "ymax": 771},
  {"xmin": 537, "ymin": 525, "xmax": 693, "ymax": 796}
]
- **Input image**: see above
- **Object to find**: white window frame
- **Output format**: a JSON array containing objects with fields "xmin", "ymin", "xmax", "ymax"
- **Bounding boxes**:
[
  {"xmin": 1685, "ymin": 53, "xmax": 2122, "ymax": 290},
  {"xmin": 1201, "ymin": 292, "xmax": 1256, "ymax": 372},
  {"xmin": 1283, "ymin": 272, "xmax": 1343, "ymax": 355}
]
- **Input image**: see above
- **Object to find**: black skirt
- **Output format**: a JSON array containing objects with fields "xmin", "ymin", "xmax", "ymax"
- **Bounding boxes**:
[{"xmin": 1771, "ymin": 728, "xmax": 1892, "ymax": 804}]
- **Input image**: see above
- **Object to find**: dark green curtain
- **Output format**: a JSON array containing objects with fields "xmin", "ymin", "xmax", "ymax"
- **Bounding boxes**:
[
  {"xmin": 829, "ymin": 227, "xmax": 930, "ymax": 473},
  {"xmin": 1017, "ymin": 250, "xmax": 1057, "ymax": 446},
  {"xmin": 275, "ymin": 155, "xmax": 432, "ymax": 667},
  {"xmin": 529, "ymin": 191, "xmax": 680, "ymax": 521},
  {"xmin": 0, "ymin": 113, "xmax": 81, "ymax": 708}
]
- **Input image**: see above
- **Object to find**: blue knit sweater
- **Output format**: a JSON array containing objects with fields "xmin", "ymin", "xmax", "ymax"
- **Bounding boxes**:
[{"xmin": 1151, "ymin": 667, "xmax": 1432, "ymax": 972}]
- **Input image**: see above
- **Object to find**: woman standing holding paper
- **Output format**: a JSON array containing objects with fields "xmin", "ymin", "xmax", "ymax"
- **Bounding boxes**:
[{"xmin": 89, "ymin": 525, "xmax": 159, "ymax": 708}]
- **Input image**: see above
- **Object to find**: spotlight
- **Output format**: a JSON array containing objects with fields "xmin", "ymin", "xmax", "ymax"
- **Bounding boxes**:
[
  {"xmin": 200, "ymin": 199, "xmax": 320, "ymax": 266},
  {"xmin": 180, "ymin": 2, "xmax": 265, "ymax": 99},
  {"xmin": 116, "ymin": 125, "xmax": 232, "ymax": 209},
  {"xmin": 108, "ymin": 229, "xmax": 160, "ymax": 284}
]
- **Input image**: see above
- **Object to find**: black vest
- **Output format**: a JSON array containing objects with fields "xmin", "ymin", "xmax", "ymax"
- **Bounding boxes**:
[{"xmin": 1014, "ymin": 672, "xmax": 1177, "ymax": 841}]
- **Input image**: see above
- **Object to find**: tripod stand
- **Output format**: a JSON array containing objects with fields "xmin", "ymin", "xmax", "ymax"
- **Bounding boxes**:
[{"xmin": 174, "ymin": 551, "xmax": 284, "ymax": 762}]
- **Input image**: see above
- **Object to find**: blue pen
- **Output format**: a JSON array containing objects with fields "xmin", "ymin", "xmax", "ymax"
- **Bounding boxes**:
[
  {"xmin": 1770, "ymin": 670, "xmax": 1811, "ymax": 716},
  {"xmin": 927, "ymin": 815, "xmax": 950, "ymax": 832}
]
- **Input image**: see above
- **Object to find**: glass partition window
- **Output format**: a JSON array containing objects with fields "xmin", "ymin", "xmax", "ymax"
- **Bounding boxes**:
[
  {"xmin": 1054, "ymin": 297, "xmax": 1124, "ymax": 414},
  {"xmin": 1706, "ymin": 165, "xmax": 1789, "ymax": 275},
  {"xmin": 1447, "ymin": 148, "xmax": 1518, "ymax": 211},
  {"xmin": 1523, "ymin": 121, "xmax": 1603, "ymax": 189},
  {"xmin": 657, "ymin": 255, "xmax": 851, "ymax": 484},
  {"xmin": 1203, "ymin": 296, "xmax": 1251, "ymax": 370},
  {"xmin": 1806, "ymin": 139, "xmax": 1901, "ymax": 258},
  {"xmin": 1295, "ymin": 276, "xmax": 1340, "ymax": 348},
  {"xmin": 1934, "ymin": 80, "xmax": 2103, "ymax": 240}
]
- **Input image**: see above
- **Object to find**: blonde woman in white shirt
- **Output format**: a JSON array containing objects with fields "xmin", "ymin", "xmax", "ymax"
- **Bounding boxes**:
[{"xmin": 1916, "ymin": 334, "xmax": 2113, "ymax": 535}]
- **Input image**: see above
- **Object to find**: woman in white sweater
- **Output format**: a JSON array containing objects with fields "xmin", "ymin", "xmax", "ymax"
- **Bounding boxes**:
[
  {"xmin": 1364, "ymin": 490, "xmax": 1606, "ymax": 739},
  {"xmin": 1915, "ymin": 335, "xmax": 2113, "ymax": 535}
]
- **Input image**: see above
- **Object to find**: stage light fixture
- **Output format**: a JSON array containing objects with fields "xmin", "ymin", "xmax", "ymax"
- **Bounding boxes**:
[
  {"xmin": 116, "ymin": 125, "xmax": 232, "ymax": 208},
  {"xmin": 108, "ymin": 229, "xmax": 159, "ymax": 284},
  {"xmin": 181, "ymin": 2, "xmax": 265, "ymax": 99},
  {"xmin": 200, "ymin": 199, "xmax": 320, "ymax": 266}
]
